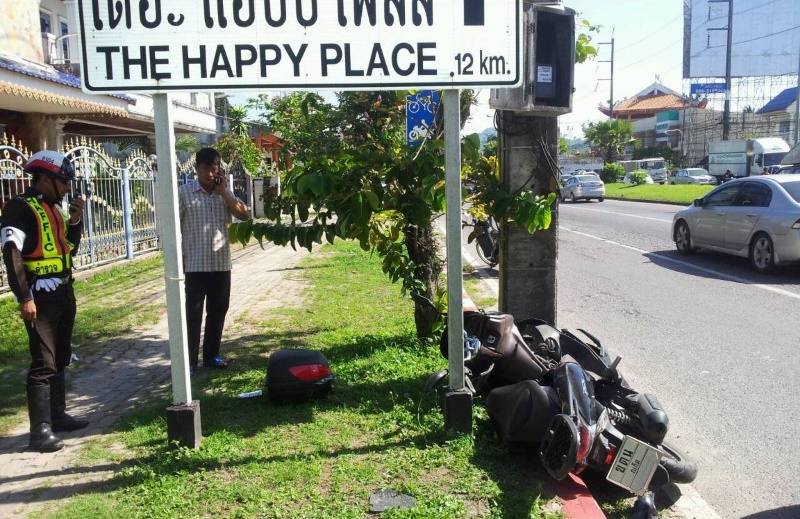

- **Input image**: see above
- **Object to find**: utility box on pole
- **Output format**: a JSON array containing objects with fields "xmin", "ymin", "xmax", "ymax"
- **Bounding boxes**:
[
  {"xmin": 489, "ymin": 0, "xmax": 575, "ymax": 325},
  {"xmin": 490, "ymin": 2, "xmax": 575, "ymax": 116}
]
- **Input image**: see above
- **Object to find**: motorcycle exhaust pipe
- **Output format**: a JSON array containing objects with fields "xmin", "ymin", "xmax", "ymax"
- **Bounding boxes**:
[{"xmin": 630, "ymin": 393, "xmax": 669, "ymax": 444}]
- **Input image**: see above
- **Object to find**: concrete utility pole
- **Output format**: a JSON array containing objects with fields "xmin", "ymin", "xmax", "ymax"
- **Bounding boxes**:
[
  {"xmin": 598, "ymin": 29, "xmax": 616, "ymax": 118},
  {"xmin": 490, "ymin": 0, "xmax": 574, "ymax": 325},
  {"xmin": 497, "ymin": 113, "xmax": 559, "ymax": 324},
  {"xmin": 709, "ymin": 0, "xmax": 734, "ymax": 140}
]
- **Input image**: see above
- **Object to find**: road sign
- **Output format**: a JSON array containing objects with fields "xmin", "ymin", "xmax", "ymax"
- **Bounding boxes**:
[
  {"xmin": 690, "ymin": 83, "xmax": 726, "ymax": 95},
  {"xmin": 406, "ymin": 90, "xmax": 440, "ymax": 146},
  {"xmin": 76, "ymin": 0, "xmax": 522, "ymax": 93}
]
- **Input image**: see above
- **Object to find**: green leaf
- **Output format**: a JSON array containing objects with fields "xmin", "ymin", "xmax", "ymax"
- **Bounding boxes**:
[
  {"xmin": 252, "ymin": 224, "xmax": 266, "ymax": 249},
  {"xmin": 310, "ymin": 173, "xmax": 324, "ymax": 196},
  {"xmin": 365, "ymin": 190, "xmax": 380, "ymax": 210},
  {"xmin": 296, "ymin": 174, "xmax": 312, "ymax": 194},
  {"xmin": 298, "ymin": 204, "xmax": 309, "ymax": 222}
]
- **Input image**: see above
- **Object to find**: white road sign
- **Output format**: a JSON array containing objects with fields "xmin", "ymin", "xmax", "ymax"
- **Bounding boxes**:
[{"xmin": 76, "ymin": 0, "xmax": 522, "ymax": 93}]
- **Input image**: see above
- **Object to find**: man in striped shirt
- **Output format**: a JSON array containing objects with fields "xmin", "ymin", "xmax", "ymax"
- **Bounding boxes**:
[{"xmin": 178, "ymin": 148, "xmax": 249, "ymax": 374}]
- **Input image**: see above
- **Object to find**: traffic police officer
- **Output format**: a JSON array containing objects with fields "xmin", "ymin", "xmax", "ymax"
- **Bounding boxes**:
[{"xmin": 1, "ymin": 150, "xmax": 88, "ymax": 452}]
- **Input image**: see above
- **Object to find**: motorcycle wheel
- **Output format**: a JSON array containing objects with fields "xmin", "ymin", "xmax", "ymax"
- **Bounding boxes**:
[
  {"xmin": 475, "ymin": 240, "xmax": 498, "ymax": 267},
  {"xmin": 659, "ymin": 441, "xmax": 698, "ymax": 485}
]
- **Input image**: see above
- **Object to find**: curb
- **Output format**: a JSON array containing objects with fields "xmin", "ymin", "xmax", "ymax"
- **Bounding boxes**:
[{"xmin": 549, "ymin": 475, "xmax": 606, "ymax": 519}]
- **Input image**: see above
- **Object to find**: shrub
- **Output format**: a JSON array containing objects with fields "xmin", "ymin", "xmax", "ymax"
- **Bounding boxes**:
[
  {"xmin": 628, "ymin": 169, "xmax": 650, "ymax": 185},
  {"xmin": 601, "ymin": 163, "xmax": 624, "ymax": 183}
]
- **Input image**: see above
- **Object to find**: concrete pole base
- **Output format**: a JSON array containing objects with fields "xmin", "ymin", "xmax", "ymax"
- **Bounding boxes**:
[
  {"xmin": 166, "ymin": 400, "xmax": 202, "ymax": 449},
  {"xmin": 444, "ymin": 389, "xmax": 473, "ymax": 435}
]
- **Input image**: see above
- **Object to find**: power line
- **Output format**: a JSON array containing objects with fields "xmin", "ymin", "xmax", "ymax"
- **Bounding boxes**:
[
  {"xmin": 704, "ymin": 24, "xmax": 800, "ymax": 50},
  {"xmin": 617, "ymin": 36, "xmax": 683, "ymax": 71}
]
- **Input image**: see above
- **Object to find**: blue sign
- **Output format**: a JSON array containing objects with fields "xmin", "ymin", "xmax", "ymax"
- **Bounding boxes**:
[
  {"xmin": 406, "ymin": 91, "xmax": 440, "ymax": 147},
  {"xmin": 690, "ymin": 83, "xmax": 727, "ymax": 95}
]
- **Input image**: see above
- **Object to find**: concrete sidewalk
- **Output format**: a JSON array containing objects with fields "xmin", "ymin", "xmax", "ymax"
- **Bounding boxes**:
[{"xmin": 0, "ymin": 243, "xmax": 310, "ymax": 518}]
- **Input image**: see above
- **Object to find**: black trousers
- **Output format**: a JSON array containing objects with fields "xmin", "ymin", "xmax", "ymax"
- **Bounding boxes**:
[
  {"xmin": 184, "ymin": 271, "xmax": 231, "ymax": 367},
  {"xmin": 26, "ymin": 284, "xmax": 76, "ymax": 386}
]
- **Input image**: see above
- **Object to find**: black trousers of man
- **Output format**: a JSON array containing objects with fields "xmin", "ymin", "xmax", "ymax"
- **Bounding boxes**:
[
  {"xmin": 26, "ymin": 284, "xmax": 76, "ymax": 386},
  {"xmin": 184, "ymin": 271, "xmax": 231, "ymax": 367}
]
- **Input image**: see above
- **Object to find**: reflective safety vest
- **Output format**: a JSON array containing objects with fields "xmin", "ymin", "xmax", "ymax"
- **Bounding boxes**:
[{"xmin": 21, "ymin": 196, "xmax": 74, "ymax": 277}]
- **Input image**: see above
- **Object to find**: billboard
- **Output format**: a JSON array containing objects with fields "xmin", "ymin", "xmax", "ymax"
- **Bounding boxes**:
[{"xmin": 683, "ymin": 0, "xmax": 800, "ymax": 78}]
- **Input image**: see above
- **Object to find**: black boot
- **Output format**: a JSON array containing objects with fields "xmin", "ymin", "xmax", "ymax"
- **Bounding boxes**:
[
  {"xmin": 27, "ymin": 385, "xmax": 64, "ymax": 452},
  {"xmin": 50, "ymin": 372, "xmax": 88, "ymax": 432}
]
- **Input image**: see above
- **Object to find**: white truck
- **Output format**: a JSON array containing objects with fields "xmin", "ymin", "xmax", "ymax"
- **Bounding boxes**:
[
  {"xmin": 708, "ymin": 137, "xmax": 791, "ymax": 183},
  {"xmin": 616, "ymin": 158, "xmax": 668, "ymax": 184}
]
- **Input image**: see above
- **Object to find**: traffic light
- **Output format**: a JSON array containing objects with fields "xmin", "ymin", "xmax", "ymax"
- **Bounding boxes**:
[{"xmin": 490, "ymin": 1, "xmax": 575, "ymax": 116}]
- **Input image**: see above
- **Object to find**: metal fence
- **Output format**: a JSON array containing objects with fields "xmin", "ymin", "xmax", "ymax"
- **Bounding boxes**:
[{"xmin": 1, "ymin": 136, "xmax": 254, "ymax": 293}]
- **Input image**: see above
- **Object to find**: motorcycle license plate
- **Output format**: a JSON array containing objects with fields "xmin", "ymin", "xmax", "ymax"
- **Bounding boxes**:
[{"xmin": 606, "ymin": 435, "xmax": 663, "ymax": 495}]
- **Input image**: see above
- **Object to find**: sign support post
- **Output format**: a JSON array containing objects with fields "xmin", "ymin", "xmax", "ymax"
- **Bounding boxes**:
[
  {"xmin": 153, "ymin": 93, "xmax": 201, "ymax": 449},
  {"xmin": 443, "ymin": 89, "xmax": 471, "ymax": 434}
]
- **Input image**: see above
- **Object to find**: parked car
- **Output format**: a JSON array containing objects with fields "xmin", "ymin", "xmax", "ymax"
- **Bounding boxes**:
[
  {"xmin": 672, "ymin": 176, "xmax": 800, "ymax": 273},
  {"xmin": 669, "ymin": 168, "xmax": 717, "ymax": 185},
  {"xmin": 622, "ymin": 172, "xmax": 654, "ymax": 185},
  {"xmin": 773, "ymin": 164, "xmax": 800, "ymax": 174},
  {"xmin": 560, "ymin": 174, "xmax": 605, "ymax": 202}
]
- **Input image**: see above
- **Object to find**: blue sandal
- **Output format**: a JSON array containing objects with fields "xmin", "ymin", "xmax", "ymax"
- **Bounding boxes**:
[{"xmin": 203, "ymin": 356, "xmax": 228, "ymax": 369}]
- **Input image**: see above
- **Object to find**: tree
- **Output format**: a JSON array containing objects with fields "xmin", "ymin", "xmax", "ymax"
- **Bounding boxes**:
[
  {"xmin": 230, "ymin": 91, "xmax": 554, "ymax": 338},
  {"xmin": 583, "ymin": 119, "xmax": 634, "ymax": 164},
  {"xmin": 213, "ymin": 134, "xmax": 262, "ymax": 174},
  {"xmin": 482, "ymin": 134, "xmax": 498, "ymax": 160},
  {"xmin": 175, "ymin": 135, "xmax": 199, "ymax": 153},
  {"xmin": 227, "ymin": 105, "xmax": 250, "ymax": 137},
  {"xmin": 575, "ymin": 19, "xmax": 602, "ymax": 64},
  {"xmin": 559, "ymin": 137, "xmax": 570, "ymax": 156}
]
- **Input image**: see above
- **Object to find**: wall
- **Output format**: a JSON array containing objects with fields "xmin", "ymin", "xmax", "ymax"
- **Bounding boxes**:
[{"xmin": 0, "ymin": 0, "xmax": 44, "ymax": 63}]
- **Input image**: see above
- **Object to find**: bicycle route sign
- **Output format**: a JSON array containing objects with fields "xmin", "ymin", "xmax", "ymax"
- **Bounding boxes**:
[{"xmin": 76, "ymin": 0, "xmax": 522, "ymax": 93}]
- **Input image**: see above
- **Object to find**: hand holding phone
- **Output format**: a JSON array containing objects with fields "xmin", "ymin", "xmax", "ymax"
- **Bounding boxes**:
[
  {"xmin": 68, "ymin": 194, "xmax": 85, "ymax": 223},
  {"xmin": 214, "ymin": 176, "xmax": 222, "ymax": 186}
]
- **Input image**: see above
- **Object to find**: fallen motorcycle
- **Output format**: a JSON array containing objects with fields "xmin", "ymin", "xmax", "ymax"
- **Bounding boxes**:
[{"xmin": 424, "ymin": 308, "xmax": 698, "ymax": 518}]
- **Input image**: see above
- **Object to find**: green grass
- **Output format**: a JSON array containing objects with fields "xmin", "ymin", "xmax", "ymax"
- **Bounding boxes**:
[
  {"xmin": 0, "ymin": 255, "xmax": 166, "ymax": 434},
  {"xmin": 37, "ymin": 242, "xmax": 563, "ymax": 519},
  {"xmin": 604, "ymin": 182, "xmax": 715, "ymax": 205}
]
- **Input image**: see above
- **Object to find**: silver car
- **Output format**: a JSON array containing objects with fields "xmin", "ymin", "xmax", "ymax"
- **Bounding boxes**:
[
  {"xmin": 669, "ymin": 168, "xmax": 716, "ymax": 185},
  {"xmin": 672, "ymin": 176, "xmax": 800, "ymax": 273},
  {"xmin": 560, "ymin": 174, "xmax": 605, "ymax": 203}
]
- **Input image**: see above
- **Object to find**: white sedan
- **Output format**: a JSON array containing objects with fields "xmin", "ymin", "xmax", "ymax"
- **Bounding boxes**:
[
  {"xmin": 560, "ymin": 174, "xmax": 605, "ymax": 203},
  {"xmin": 672, "ymin": 176, "xmax": 800, "ymax": 273}
]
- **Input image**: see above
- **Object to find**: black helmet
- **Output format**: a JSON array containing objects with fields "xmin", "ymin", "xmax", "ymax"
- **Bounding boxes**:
[{"xmin": 23, "ymin": 151, "xmax": 76, "ymax": 182}]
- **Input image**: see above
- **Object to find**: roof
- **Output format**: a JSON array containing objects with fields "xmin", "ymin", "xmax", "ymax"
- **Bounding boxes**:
[
  {"xmin": 0, "ymin": 57, "xmax": 134, "ymax": 104},
  {"xmin": 599, "ymin": 93, "xmax": 696, "ymax": 117},
  {"xmin": 756, "ymin": 87, "xmax": 797, "ymax": 114}
]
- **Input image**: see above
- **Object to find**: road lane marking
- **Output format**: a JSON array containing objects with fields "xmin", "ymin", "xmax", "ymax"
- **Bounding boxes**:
[
  {"xmin": 561, "ymin": 205, "xmax": 673, "ymax": 223},
  {"xmin": 561, "ymin": 226, "xmax": 800, "ymax": 301}
]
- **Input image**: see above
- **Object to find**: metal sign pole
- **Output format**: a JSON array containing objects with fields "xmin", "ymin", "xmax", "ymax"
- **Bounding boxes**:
[
  {"xmin": 443, "ymin": 89, "xmax": 471, "ymax": 434},
  {"xmin": 153, "ymin": 93, "xmax": 201, "ymax": 448},
  {"xmin": 153, "ymin": 93, "xmax": 192, "ymax": 404}
]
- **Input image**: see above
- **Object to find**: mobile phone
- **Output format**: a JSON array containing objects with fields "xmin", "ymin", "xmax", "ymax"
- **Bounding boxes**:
[{"xmin": 214, "ymin": 176, "xmax": 222, "ymax": 186}]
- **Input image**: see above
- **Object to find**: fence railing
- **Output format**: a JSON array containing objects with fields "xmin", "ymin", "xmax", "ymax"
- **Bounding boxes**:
[{"xmin": 0, "ymin": 136, "xmax": 253, "ymax": 293}]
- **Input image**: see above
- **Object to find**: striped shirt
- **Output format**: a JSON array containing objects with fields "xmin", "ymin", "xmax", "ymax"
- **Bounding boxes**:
[{"xmin": 178, "ymin": 180, "xmax": 243, "ymax": 272}]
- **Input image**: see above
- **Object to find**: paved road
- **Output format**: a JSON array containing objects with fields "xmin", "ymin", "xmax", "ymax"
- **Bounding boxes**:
[
  {"xmin": 556, "ymin": 199, "xmax": 800, "ymax": 519},
  {"xmin": 0, "ymin": 243, "xmax": 310, "ymax": 518}
]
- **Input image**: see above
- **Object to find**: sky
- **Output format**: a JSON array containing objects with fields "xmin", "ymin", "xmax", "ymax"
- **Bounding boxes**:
[{"xmin": 230, "ymin": 1, "xmax": 686, "ymax": 142}]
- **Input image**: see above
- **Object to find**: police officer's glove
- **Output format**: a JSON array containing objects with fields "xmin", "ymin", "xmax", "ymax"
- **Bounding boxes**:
[{"xmin": 35, "ymin": 278, "xmax": 61, "ymax": 292}]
